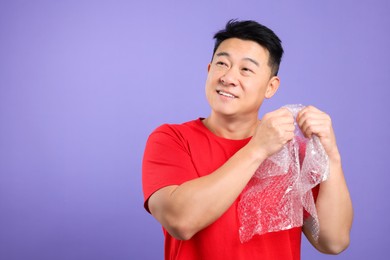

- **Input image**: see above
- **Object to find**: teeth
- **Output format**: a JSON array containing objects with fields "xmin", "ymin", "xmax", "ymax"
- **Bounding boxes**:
[{"xmin": 217, "ymin": 90, "xmax": 235, "ymax": 98}]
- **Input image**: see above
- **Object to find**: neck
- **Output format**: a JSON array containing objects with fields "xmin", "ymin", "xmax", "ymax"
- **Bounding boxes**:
[{"xmin": 203, "ymin": 112, "xmax": 258, "ymax": 140}]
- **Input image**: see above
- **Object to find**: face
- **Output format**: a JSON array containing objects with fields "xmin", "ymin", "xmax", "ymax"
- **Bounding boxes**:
[{"xmin": 205, "ymin": 38, "xmax": 280, "ymax": 119}]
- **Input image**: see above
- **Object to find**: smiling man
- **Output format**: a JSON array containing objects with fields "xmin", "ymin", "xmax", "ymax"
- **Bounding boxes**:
[{"xmin": 142, "ymin": 20, "xmax": 353, "ymax": 260}]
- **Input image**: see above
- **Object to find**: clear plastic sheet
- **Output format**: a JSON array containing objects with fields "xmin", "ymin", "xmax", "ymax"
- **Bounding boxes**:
[{"xmin": 238, "ymin": 104, "xmax": 329, "ymax": 243}]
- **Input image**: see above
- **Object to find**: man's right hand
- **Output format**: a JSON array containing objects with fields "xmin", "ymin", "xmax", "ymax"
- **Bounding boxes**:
[{"xmin": 248, "ymin": 108, "xmax": 295, "ymax": 159}]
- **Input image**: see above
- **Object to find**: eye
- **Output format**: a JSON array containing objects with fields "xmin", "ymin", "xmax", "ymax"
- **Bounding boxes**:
[
  {"xmin": 216, "ymin": 61, "xmax": 228, "ymax": 67},
  {"xmin": 242, "ymin": 67, "xmax": 254, "ymax": 73}
]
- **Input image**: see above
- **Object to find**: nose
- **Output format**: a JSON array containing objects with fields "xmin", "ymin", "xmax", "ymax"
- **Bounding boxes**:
[{"xmin": 220, "ymin": 68, "xmax": 239, "ymax": 87}]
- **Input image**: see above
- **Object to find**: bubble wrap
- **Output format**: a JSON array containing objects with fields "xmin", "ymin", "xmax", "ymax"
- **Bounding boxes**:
[{"xmin": 238, "ymin": 104, "xmax": 330, "ymax": 243}]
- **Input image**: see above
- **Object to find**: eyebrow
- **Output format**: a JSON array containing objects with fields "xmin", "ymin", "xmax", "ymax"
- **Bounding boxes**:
[{"xmin": 215, "ymin": 52, "xmax": 259, "ymax": 67}]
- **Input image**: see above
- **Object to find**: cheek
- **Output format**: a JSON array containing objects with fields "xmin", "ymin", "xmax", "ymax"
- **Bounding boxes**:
[
  {"xmin": 244, "ymin": 79, "xmax": 265, "ymax": 92},
  {"xmin": 244, "ymin": 82, "xmax": 268, "ymax": 101},
  {"xmin": 205, "ymin": 78, "xmax": 213, "ymax": 93},
  {"xmin": 205, "ymin": 79, "xmax": 214, "ymax": 100},
  {"xmin": 205, "ymin": 71, "xmax": 215, "ymax": 84}
]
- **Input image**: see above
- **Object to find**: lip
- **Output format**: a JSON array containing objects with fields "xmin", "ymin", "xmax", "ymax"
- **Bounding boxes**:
[{"xmin": 216, "ymin": 90, "xmax": 238, "ymax": 98}]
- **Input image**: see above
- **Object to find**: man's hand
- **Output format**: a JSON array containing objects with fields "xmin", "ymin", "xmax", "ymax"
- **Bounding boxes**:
[
  {"xmin": 249, "ymin": 108, "xmax": 295, "ymax": 158},
  {"xmin": 296, "ymin": 106, "xmax": 340, "ymax": 161}
]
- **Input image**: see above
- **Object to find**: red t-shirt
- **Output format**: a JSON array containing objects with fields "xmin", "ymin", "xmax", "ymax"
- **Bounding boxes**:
[{"xmin": 142, "ymin": 119, "xmax": 303, "ymax": 260}]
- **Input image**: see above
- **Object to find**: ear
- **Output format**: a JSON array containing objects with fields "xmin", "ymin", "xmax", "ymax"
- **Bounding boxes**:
[
  {"xmin": 265, "ymin": 76, "xmax": 280, "ymax": 99},
  {"xmin": 207, "ymin": 63, "xmax": 211, "ymax": 72}
]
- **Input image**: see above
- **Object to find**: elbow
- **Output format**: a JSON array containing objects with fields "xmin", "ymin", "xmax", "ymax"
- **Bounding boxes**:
[
  {"xmin": 318, "ymin": 235, "xmax": 350, "ymax": 255},
  {"xmin": 170, "ymin": 228, "xmax": 194, "ymax": 241},
  {"xmin": 151, "ymin": 205, "xmax": 201, "ymax": 240},
  {"xmin": 164, "ymin": 216, "xmax": 199, "ymax": 241}
]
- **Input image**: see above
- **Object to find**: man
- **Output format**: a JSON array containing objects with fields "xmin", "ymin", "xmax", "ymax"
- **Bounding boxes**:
[{"xmin": 142, "ymin": 20, "xmax": 353, "ymax": 259}]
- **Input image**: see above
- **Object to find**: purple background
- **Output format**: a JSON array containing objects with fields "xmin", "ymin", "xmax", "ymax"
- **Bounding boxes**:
[{"xmin": 0, "ymin": 0, "xmax": 389, "ymax": 259}]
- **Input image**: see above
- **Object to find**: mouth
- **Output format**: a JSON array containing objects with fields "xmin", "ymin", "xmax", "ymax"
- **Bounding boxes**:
[{"xmin": 216, "ymin": 90, "xmax": 237, "ymax": 99}]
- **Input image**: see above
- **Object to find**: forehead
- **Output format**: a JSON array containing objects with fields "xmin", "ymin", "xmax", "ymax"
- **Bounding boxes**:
[{"xmin": 214, "ymin": 38, "xmax": 269, "ymax": 62}]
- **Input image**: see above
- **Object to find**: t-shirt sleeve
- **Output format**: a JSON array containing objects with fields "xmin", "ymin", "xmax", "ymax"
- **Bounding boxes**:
[{"xmin": 142, "ymin": 124, "xmax": 198, "ymax": 213}]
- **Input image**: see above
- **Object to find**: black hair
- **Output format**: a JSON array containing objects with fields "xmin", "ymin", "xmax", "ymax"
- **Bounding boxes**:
[{"xmin": 212, "ymin": 19, "xmax": 284, "ymax": 76}]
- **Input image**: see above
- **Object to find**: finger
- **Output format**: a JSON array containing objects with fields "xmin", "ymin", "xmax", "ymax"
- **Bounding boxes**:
[
  {"xmin": 270, "ymin": 107, "xmax": 294, "ymax": 117},
  {"xmin": 284, "ymin": 131, "xmax": 295, "ymax": 142},
  {"xmin": 301, "ymin": 105, "xmax": 323, "ymax": 114},
  {"xmin": 263, "ymin": 107, "xmax": 295, "ymax": 123},
  {"xmin": 282, "ymin": 123, "xmax": 296, "ymax": 132},
  {"xmin": 277, "ymin": 115, "xmax": 295, "ymax": 125},
  {"xmin": 297, "ymin": 111, "xmax": 330, "ymax": 129},
  {"xmin": 300, "ymin": 121, "xmax": 331, "ymax": 138},
  {"xmin": 297, "ymin": 105, "xmax": 324, "ymax": 121},
  {"xmin": 299, "ymin": 118, "xmax": 322, "ymax": 135},
  {"xmin": 297, "ymin": 110, "xmax": 322, "ymax": 123},
  {"xmin": 298, "ymin": 118, "xmax": 328, "ymax": 131},
  {"xmin": 280, "ymin": 108, "xmax": 296, "ymax": 120},
  {"xmin": 262, "ymin": 114, "xmax": 294, "ymax": 129}
]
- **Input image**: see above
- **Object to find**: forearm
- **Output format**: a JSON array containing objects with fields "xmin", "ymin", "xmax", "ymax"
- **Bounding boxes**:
[
  {"xmin": 304, "ymin": 155, "xmax": 353, "ymax": 254},
  {"xmin": 149, "ymin": 144, "xmax": 265, "ymax": 240}
]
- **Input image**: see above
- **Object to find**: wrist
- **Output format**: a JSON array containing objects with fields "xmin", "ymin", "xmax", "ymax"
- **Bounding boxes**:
[
  {"xmin": 244, "ymin": 141, "xmax": 268, "ymax": 165},
  {"xmin": 328, "ymin": 149, "xmax": 342, "ymax": 165}
]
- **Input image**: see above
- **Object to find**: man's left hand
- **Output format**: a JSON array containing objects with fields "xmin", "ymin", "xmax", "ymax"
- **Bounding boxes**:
[{"xmin": 296, "ymin": 105, "xmax": 340, "ymax": 161}]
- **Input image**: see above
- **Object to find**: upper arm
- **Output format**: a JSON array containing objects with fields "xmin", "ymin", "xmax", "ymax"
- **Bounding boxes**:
[
  {"xmin": 142, "ymin": 125, "xmax": 198, "ymax": 213},
  {"xmin": 147, "ymin": 185, "xmax": 178, "ymax": 217}
]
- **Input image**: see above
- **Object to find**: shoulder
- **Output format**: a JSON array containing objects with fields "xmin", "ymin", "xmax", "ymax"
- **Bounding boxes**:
[{"xmin": 149, "ymin": 119, "xmax": 206, "ymax": 141}]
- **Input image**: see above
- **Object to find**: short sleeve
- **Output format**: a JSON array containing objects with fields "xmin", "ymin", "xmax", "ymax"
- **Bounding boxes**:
[{"xmin": 142, "ymin": 124, "xmax": 198, "ymax": 212}]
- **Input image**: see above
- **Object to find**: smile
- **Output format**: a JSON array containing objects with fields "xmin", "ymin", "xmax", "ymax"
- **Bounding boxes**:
[{"xmin": 217, "ymin": 90, "xmax": 237, "ymax": 98}]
